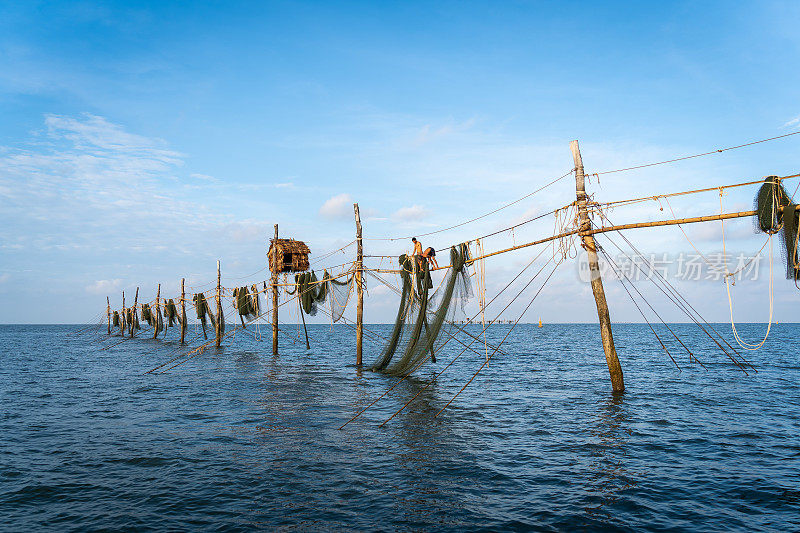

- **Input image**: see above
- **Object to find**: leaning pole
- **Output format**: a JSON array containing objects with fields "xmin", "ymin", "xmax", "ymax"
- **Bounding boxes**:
[{"xmin": 571, "ymin": 139, "xmax": 625, "ymax": 393}]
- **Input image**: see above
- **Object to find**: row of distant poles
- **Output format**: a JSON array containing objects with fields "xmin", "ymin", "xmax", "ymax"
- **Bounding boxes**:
[{"xmin": 104, "ymin": 202, "xmax": 367, "ymax": 365}]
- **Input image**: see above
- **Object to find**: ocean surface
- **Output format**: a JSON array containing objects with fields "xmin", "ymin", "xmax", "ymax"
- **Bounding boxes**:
[{"xmin": 1, "ymin": 323, "xmax": 798, "ymax": 531}]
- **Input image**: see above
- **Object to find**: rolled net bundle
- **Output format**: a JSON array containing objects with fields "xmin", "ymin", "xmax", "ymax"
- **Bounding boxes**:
[
  {"xmin": 370, "ymin": 244, "xmax": 473, "ymax": 375},
  {"xmin": 755, "ymin": 176, "xmax": 800, "ymax": 279},
  {"xmin": 234, "ymin": 287, "xmax": 255, "ymax": 320},
  {"xmin": 164, "ymin": 299, "xmax": 178, "ymax": 327},
  {"xmin": 293, "ymin": 270, "xmax": 334, "ymax": 317},
  {"xmin": 250, "ymin": 284, "xmax": 261, "ymax": 316},
  {"xmin": 193, "ymin": 293, "xmax": 217, "ymax": 331}
]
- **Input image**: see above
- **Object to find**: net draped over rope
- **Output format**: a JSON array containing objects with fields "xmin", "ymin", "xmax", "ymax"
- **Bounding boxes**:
[
  {"xmin": 370, "ymin": 244, "xmax": 473, "ymax": 376},
  {"xmin": 287, "ymin": 270, "xmax": 354, "ymax": 322},
  {"xmin": 755, "ymin": 176, "xmax": 800, "ymax": 279}
]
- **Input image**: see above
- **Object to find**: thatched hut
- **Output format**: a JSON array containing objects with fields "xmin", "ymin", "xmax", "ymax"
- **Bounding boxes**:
[{"xmin": 268, "ymin": 238, "xmax": 311, "ymax": 273}]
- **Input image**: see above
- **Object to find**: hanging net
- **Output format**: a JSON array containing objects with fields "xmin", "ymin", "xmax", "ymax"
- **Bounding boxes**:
[
  {"xmin": 287, "ymin": 270, "xmax": 353, "ymax": 322},
  {"xmin": 370, "ymin": 244, "xmax": 473, "ymax": 376},
  {"xmin": 193, "ymin": 293, "xmax": 219, "ymax": 336},
  {"xmin": 755, "ymin": 176, "xmax": 800, "ymax": 279}
]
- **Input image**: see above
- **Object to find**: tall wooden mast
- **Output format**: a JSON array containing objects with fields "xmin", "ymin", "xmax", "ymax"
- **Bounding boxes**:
[{"xmin": 571, "ymin": 140, "xmax": 624, "ymax": 393}]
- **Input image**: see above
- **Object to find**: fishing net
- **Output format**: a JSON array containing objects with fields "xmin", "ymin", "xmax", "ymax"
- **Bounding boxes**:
[
  {"xmin": 233, "ymin": 286, "xmax": 262, "ymax": 322},
  {"xmin": 370, "ymin": 244, "xmax": 473, "ymax": 375},
  {"xmin": 288, "ymin": 270, "xmax": 352, "ymax": 320},
  {"xmin": 141, "ymin": 304, "xmax": 152, "ymax": 326},
  {"xmin": 164, "ymin": 299, "xmax": 177, "ymax": 327},
  {"xmin": 193, "ymin": 293, "xmax": 217, "ymax": 335},
  {"xmin": 328, "ymin": 272, "xmax": 354, "ymax": 323},
  {"xmin": 250, "ymin": 284, "xmax": 261, "ymax": 317},
  {"xmin": 755, "ymin": 176, "xmax": 800, "ymax": 279},
  {"xmin": 154, "ymin": 305, "xmax": 164, "ymax": 334},
  {"xmin": 112, "ymin": 311, "xmax": 120, "ymax": 327}
]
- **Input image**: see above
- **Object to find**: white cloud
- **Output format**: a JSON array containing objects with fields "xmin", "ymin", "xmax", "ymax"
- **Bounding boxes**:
[
  {"xmin": 0, "ymin": 273, "xmax": 9, "ymax": 284},
  {"xmin": 86, "ymin": 279, "xmax": 122, "ymax": 294},
  {"xmin": 783, "ymin": 115, "xmax": 800, "ymax": 129},
  {"xmin": 319, "ymin": 193, "xmax": 354, "ymax": 219},
  {"xmin": 392, "ymin": 204, "xmax": 430, "ymax": 222}
]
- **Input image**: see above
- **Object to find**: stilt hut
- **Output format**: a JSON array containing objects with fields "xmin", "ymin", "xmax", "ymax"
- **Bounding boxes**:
[{"xmin": 268, "ymin": 238, "xmax": 311, "ymax": 273}]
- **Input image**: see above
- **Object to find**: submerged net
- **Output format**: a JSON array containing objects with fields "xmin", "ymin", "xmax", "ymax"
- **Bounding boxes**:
[
  {"xmin": 370, "ymin": 244, "xmax": 473, "ymax": 375},
  {"xmin": 755, "ymin": 176, "xmax": 800, "ymax": 279}
]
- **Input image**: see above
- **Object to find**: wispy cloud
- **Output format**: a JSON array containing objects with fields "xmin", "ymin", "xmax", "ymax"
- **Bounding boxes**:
[
  {"xmin": 86, "ymin": 279, "xmax": 122, "ymax": 294},
  {"xmin": 319, "ymin": 193, "xmax": 354, "ymax": 219},
  {"xmin": 392, "ymin": 204, "xmax": 430, "ymax": 222},
  {"xmin": 783, "ymin": 115, "xmax": 800, "ymax": 130}
]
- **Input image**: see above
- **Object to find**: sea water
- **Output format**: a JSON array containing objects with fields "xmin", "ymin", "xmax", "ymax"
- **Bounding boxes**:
[{"xmin": 1, "ymin": 323, "xmax": 798, "ymax": 531}]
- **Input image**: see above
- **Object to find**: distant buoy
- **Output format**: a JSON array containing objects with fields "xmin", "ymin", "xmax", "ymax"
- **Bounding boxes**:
[{"xmin": 538, "ymin": 318, "xmax": 543, "ymax": 328}]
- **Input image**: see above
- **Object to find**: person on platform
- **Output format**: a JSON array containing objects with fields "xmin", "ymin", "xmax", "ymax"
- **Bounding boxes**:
[
  {"xmin": 411, "ymin": 237, "xmax": 439, "ymax": 270},
  {"xmin": 422, "ymin": 246, "xmax": 439, "ymax": 269}
]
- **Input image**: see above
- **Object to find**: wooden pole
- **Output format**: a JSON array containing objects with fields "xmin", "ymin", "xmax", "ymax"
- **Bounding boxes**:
[
  {"xmin": 572, "ymin": 140, "xmax": 624, "ymax": 393},
  {"xmin": 106, "ymin": 296, "xmax": 111, "ymax": 335},
  {"xmin": 180, "ymin": 278, "xmax": 186, "ymax": 344},
  {"xmin": 354, "ymin": 203, "xmax": 364, "ymax": 365},
  {"xmin": 272, "ymin": 224, "xmax": 279, "ymax": 355},
  {"xmin": 131, "ymin": 287, "xmax": 138, "ymax": 338},
  {"xmin": 216, "ymin": 260, "xmax": 222, "ymax": 348},
  {"xmin": 121, "ymin": 291, "xmax": 126, "ymax": 335},
  {"xmin": 153, "ymin": 283, "xmax": 161, "ymax": 340}
]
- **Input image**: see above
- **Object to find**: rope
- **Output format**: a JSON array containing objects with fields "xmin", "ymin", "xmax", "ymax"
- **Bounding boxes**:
[
  {"xmin": 720, "ymin": 190, "xmax": 774, "ymax": 350},
  {"xmin": 365, "ymin": 169, "xmax": 574, "ymax": 241},
  {"xmin": 599, "ymin": 174, "xmax": 800, "ymax": 209},
  {"xmin": 593, "ymin": 132, "xmax": 800, "ymax": 176}
]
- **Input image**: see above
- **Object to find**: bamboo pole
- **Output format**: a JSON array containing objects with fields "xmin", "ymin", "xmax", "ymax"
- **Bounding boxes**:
[
  {"xmin": 354, "ymin": 203, "xmax": 364, "ymax": 365},
  {"xmin": 572, "ymin": 140, "xmax": 624, "ymax": 393},
  {"xmin": 180, "ymin": 278, "xmax": 186, "ymax": 344},
  {"xmin": 153, "ymin": 284, "xmax": 161, "ymax": 340},
  {"xmin": 272, "ymin": 224, "xmax": 279, "ymax": 355},
  {"xmin": 216, "ymin": 260, "xmax": 222, "ymax": 348},
  {"xmin": 107, "ymin": 296, "xmax": 111, "ymax": 335},
  {"xmin": 131, "ymin": 287, "xmax": 138, "ymax": 338},
  {"xmin": 121, "ymin": 291, "xmax": 126, "ymax": 336},
  {"xmin": 375, "ymin": 204, "xmax": 800, "ymax": 275}
]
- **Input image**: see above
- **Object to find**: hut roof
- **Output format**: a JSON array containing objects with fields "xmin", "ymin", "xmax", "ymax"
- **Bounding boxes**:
[{"xmin": 269, "ymin": 238, "xmax": 311, "ymax": 254}]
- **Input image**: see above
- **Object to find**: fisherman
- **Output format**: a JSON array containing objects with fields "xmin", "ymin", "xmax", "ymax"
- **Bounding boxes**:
[
  {"xmin": 411, "ymin": 237, "xmax": 439, "ymax": 270},
  {"xmin": 423, "ymin": 246, "xmax": 439, "ymax": 270}
]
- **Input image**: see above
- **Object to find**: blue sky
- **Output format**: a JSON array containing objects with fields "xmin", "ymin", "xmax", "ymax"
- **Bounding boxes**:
[{"xmin": 1, "ymin": 0, "xmax": 799, "ymax": 324}]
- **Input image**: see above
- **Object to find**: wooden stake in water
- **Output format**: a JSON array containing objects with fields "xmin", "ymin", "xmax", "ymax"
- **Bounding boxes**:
[
  {"xmin": 121, "ymin": 291, "xmax": 126, "ymax": 336},
  {"xmin": 216, "ymin": 260, "xmax": 222, "ymax": 348},
  {"xmin": 354, "ymin": 203, "xmax": 364, "ymax": 365},
  {"xmin": 131, "ymin": 287, "xmax": 138, "ymax": 338},
  {"xmin": 153, "ymin": 283, "xmax": 161, "ymax": 340},
  {"xmin": 272, "ymin": 224, "xmax": 279, "ymax": 355},
  {"xmin": 180, "ymin": 278, "xmax": 186, "ymax": 344},
  {"xmin": 571, "ymin": 139, "xmax": 624, "ymax": 393},
  {"xmin": 107, "ymin": 296, "xmax": 111, "ymax": 335}
]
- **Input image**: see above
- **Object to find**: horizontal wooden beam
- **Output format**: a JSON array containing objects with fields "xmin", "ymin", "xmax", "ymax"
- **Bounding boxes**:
[{"xmin": 371, "ymin": 205, "xmax": 800, "ymax": 273}]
